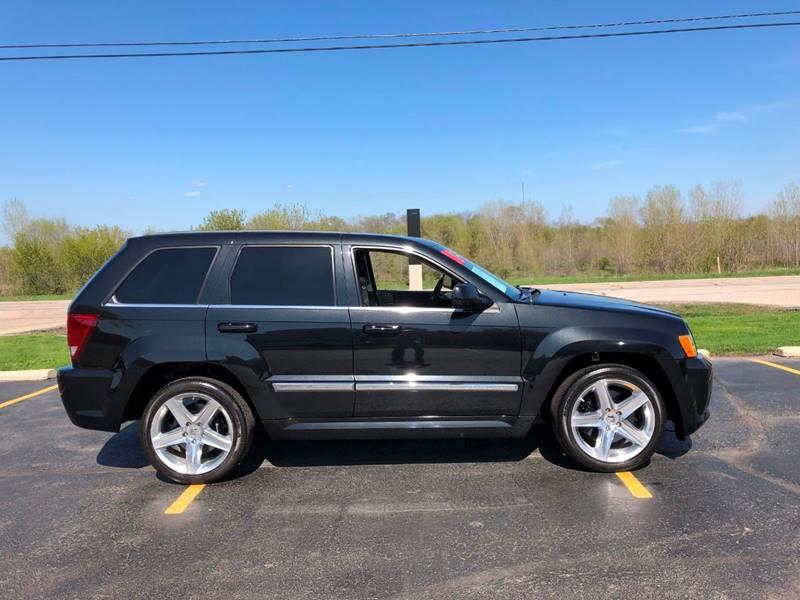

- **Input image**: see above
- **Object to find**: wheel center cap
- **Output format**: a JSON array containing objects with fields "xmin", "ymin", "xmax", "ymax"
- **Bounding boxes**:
[{"xmin": 186, "ymin": 423, "xmax": 203, "ymax": 438}]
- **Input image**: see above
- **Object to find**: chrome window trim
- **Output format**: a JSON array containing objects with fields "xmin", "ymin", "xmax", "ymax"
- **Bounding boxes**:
[
  {"xmin": 349, "ymin": 305, "xmax": 500, "ymax": 314},
  {"xmin": 104, "ymin": 302, "xmax": 209, "ymax": 309},
  {"xmin": 229, "ymin": 243, "xmax": 337, "ymax": 306},
  {"xmin": 209, "ymin": 304, "xmax": 349, "ymax": 311}
]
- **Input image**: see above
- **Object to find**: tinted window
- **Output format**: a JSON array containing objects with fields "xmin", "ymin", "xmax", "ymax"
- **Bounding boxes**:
[
  {"xmin": 115, "ymin": 247, "xmax": 216, "ymax": 304},
  {"xmin": 230, "ymin": 246, "xmax": 335, "ymax": 306}
]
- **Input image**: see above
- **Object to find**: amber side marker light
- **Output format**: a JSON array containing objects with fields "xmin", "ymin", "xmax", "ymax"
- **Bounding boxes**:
[{"xmin": 678, "ymin": 334, "xmax": 697, "ymax": 358}]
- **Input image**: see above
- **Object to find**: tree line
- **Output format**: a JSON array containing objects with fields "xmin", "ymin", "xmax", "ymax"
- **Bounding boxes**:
[{"xmin": 2, "ymin": 181, "xmax": 799, "ymax": 295}]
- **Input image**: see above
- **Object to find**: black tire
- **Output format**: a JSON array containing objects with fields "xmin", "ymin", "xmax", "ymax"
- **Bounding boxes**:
[
  {"xmin": 550, "ymin": 364, "xmax": 666, "ymax": 472},
  {"xmin": 140, "ymin": 376, "xmax": 255, "ymax": 484}
]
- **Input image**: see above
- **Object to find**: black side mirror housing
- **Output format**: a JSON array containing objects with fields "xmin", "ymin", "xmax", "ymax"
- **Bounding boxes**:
[{"xmin": 451, "ymin": 283, "xmax": 492, "ymax": 311}]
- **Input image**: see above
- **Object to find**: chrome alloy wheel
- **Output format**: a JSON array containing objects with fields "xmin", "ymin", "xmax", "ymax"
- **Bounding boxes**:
[
  {"xmin": 570, "ymin": 378, "xmax": 656, "ymax": 463},
  {"xmin": 149, "ymin": 392, "xmax": 234, "ymax": 475}
]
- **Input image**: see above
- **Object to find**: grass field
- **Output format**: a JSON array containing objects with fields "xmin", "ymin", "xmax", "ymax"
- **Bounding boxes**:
[
  {"xmin": 658, "ymin": 303, "xmax": 800, "ymax": 355},
  {"xmin": 0, "ymin": 333, "xmax": 70, "ymax": 370}
]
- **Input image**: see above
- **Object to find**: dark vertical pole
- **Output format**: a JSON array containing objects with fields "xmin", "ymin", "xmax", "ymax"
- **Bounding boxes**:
[
  {"xmin": 407, "ymin": 208, "xmax": 421, "ymax": 237},
  {"xmin": 407, "ymin": 208, "xmax": 421, "ymax": 264},
  {"xmin": 406, "ymin": 208, "xmax": 422, "ymax": 289}
]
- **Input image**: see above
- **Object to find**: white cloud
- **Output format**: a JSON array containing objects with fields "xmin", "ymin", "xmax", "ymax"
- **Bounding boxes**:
[
  {"xmin": 587, "ymin": 159, "xmax": 623, "ymax": 170},
  {"xmin": 714, "ymin": 111, "xmax": 748, "ymax": 122},
  {"xmin": 681, "ymin": 99, "xmax": 793, "ymax": 134},
  {"xmin": 678, "ymin": 124, "xmax": 721, "ymax": 135},
  {"xmin": 183, "ymin": 191, "xmax": 201, "ymax": 197},
  {"xmin": 191, "ymin": 181, "xmax": 207, "ymax": 188}
]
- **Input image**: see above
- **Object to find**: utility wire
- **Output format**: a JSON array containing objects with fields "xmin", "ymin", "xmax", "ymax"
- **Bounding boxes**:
[
  {"xmin": 2, "ymin": 9, "xmax": 800, "ymax": 50},
  {"xmin": 2, "ymin": 21, "xmax": 799, "ymax": 62}
]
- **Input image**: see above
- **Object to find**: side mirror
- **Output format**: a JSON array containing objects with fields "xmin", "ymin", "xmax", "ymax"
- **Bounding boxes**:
[{"xmin": 451, "ymin": 283, "xmax": 492, "ymax": 311}]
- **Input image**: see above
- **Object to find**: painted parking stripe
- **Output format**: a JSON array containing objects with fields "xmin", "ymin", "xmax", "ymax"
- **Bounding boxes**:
[
  {"xmin": 0, "ymin": 384, "xmax": 58, "ymax": 410},
  {"xmin": 164, "ymin": 484, "xmax": 206, "ymax": 514},
  {"xmin": 616, "ymin": 471, "xmax": 653, "ymax": 499},
  {"xmin": 751, "ymin": 359, "xmax": 800, "ymax": 377}
]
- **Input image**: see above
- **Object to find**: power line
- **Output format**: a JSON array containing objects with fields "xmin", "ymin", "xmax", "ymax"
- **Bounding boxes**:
[
  {"xmin": 2, "ymin": 21, "xmax": 799, "ymax": 62},
  {"xmin": 2, "ymin": 10, "xmax": 800, "ymax": 50}
]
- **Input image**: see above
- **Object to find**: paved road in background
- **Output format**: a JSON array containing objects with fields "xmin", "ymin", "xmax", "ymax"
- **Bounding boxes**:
[
  {"xmin": 546, "ymin": 274, "xmax": 800, "ymax": 308},
  {"xmin": 0, "ymin": 300, "xmax": 70, "ymax": 334},
  {"xmin": 1, "ymin": 357, "xmax": 799, "ymax": 598},
  {"xmin": 1, "ymin": 275, "xmax": 799, "ymax": 335}
]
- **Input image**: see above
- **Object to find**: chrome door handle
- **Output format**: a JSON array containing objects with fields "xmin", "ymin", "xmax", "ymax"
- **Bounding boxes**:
[
  {"xmin": 363, "ymin": 324, "xmax": 402, "ymax": 335},
  {"xmin": 218, "ymin": 322, "xmax": 257, "ymax": 333}
]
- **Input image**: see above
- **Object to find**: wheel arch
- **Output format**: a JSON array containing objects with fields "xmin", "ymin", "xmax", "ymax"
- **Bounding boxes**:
[
  {"xmin": 538, "ymin": 351, "xmax": 682, "ymax": 436},
  {"xmin": 122, "ymin": 362, "xmax": 255, "ymax": 423}
]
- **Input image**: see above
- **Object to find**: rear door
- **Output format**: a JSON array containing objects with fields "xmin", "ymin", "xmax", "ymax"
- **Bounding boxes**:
[{"xmin": 205, "ymin": 243, "xmax": 354, "ymax": 420}]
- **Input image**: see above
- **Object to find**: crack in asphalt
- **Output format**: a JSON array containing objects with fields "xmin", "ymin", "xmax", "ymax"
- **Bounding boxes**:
[{"xmin": 710, "ymin": 375, "xmax": 800, "ymax": 496}]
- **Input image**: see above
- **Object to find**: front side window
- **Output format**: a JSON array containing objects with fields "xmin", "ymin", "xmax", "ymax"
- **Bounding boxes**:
[
  {"xmin": 353, "ymin": 248, "xmax": 461, "ymax": 308},
  {"xmin": 230, "ymin": 246, "xmax": 335, "ymax": 306},
  {"xmin": 114, "ymin": 247, "xmax": 217, "ymax": 304}
]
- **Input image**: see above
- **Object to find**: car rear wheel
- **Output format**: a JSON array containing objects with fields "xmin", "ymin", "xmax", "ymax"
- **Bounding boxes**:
[
  {"xmin": 140, "ymin": 377, "xmax": 255, "ymax": 484},
  {"xmin": 551, "ymin": 365, "xmax": 665, "ymax": 472}
]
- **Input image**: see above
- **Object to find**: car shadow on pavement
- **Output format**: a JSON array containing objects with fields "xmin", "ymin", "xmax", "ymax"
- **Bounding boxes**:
[
  {"xmin": 237, "ymin": 423, "xmax": 576, "ymax": 474},
  {"xmin": 96, "ymin": 421, "xmax": 149, "ymax": 469}
]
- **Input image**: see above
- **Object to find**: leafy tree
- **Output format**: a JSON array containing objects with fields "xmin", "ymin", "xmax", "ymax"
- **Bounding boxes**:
[
  {"xmin": 198, "ymin": 209, "xmax": 247, "ymax": 231},
  {"xmin": 60, "ymin": 226, "xmax": 127, "ymax": 289}
]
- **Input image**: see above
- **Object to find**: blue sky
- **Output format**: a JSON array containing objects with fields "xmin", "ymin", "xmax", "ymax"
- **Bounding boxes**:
[{"xmin": 2, "ymin": 0, "xmax": 799, "ymax": 242}]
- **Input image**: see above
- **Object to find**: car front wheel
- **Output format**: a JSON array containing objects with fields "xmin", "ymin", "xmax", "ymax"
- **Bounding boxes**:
[
  {"xmin": 551, "ymin": 365, "xmax": 666, "ymax": 472},
  {"xmin": 140, "ymin": 377, "xmax": 255, "ymax": 484}
]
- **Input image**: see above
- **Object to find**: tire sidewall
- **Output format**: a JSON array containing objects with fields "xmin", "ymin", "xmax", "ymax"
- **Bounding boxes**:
[
  {"xmin": 555, "ymin": 366, "xmax": 665, "ymax": 472},
  {"xmin": 140, "ymin": 379, "xmax": 249, "ymax": 484}
]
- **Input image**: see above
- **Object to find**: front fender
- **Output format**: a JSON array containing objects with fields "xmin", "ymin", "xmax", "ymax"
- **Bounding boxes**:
[{"xmin": 519, "ymin": 325, "xmax": 682, "ymax": 417}]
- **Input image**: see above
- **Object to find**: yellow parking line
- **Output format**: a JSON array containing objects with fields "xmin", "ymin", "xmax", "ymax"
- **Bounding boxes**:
[
  {"xmin": 0, "ymin": 384, "xmax": 58, "ymax": 410},
  {"xmin": 616, "ymin": 471, "xmax": 653, "ymax": 499},
  {"xmin": 164, "ymin": 484, "xmax": 206, "ymax": 514},
  {"xmin": 751, "ymin": 359, "xmax": 800, "ymax": 377}
]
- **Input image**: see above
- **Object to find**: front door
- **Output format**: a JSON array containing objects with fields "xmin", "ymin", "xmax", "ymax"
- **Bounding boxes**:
[{"xmin": 348, "ymin": 246, "xmax": 522, "ymax": 417}]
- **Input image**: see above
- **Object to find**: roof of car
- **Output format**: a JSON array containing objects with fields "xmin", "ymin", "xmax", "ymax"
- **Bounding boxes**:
[{"xmin": 128, "ymin": 230, "xmax": 436, "ymax": 248}]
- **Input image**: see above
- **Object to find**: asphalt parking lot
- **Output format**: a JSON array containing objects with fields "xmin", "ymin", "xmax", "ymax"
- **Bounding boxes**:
[{"xmin": 1, "ymin": 358, "xmax": 799, "ymax": 599}]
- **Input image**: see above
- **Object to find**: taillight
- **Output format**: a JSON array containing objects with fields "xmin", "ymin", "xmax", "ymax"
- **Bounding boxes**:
[{"xmin": 67, "ymin": 313, "xmax": 99, "ymax": 363}]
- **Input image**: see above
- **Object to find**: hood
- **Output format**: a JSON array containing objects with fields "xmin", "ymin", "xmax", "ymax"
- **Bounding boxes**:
[{"xmin": 531, "ymin": 289, "xmax": 681, "ymax": 320}]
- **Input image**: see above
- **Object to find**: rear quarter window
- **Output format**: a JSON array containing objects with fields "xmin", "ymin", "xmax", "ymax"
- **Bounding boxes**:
[
  {"xmin": 230, "ymin": 246, "xmax": 335, "ymax": 306},
  {"xmin": 113, "ymin": 247, "xmax": 217, "ymax": 304}
]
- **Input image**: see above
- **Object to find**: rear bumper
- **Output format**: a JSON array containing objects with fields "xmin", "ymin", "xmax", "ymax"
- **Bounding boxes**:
[
  {"xmin": 671, "ymin": 355, "xmax": 713, "ymax": 438},
  {"xmin": 57, "ymin": 367, "xmax": 121, "ymax": 432}
]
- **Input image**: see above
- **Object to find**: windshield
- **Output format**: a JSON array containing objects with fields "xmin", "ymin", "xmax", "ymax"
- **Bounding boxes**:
[{"xmin": 427, "ymin": 242, "xmax": 523, "ymax": 300}]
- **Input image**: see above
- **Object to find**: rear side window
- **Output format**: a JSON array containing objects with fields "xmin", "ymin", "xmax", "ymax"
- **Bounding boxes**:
[
  {"xmin": 114, "ymin": 247, "xmax": 217, "ymax": 304},
  {"xmin": 230, "ymin": 246, "xmax": 335, "ymax": 306}
]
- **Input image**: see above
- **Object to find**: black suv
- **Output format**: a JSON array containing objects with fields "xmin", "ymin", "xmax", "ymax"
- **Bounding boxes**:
[{"xmin": 58, "ymin": 231, "xmax": 711, "ymax": 483}]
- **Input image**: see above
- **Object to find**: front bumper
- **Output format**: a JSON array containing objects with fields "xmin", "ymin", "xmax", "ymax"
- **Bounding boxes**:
[
  {"xmin": 672, "ymin": 355, "xmax": 713, "ymax": 438},
  {"xmin": 57, "ymin": 367, "xmax": 121, "ymax": 432}
]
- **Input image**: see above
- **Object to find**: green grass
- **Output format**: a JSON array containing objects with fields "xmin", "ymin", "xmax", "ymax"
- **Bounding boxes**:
[
  {"xmin": 508, "ymin": 267, "xmax": 800, "ymax": 286},
  {"xmin": 0, "ymin": 293, "xmax": 72, "ymax": 302},
  {"xmin": 657, "ymin": 303, "xmax": 800, "ymax": 356},
  {"xmin": 0, "ymin": 333, "xmax": 70, "ymax": 370}
]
